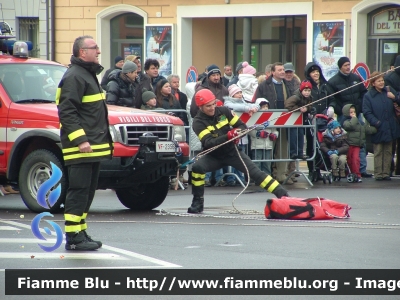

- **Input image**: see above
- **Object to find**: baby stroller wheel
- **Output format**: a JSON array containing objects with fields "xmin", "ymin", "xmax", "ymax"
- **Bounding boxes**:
[
  {"xmin": 347, "ymin": 173, "xmax": 356, "ymax": 183},
  {"xmin": 328, "ymin": 174, "xmax": 333, "ymax": 184},
  {"xmin": 322, "ymin": 174, "xmax": 327, "ymax": 184}
]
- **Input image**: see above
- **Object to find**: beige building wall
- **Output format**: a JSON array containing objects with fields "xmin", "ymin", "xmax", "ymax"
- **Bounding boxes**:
[{"xmin": 54, "ymin": 0, "xmax": 362, "ymax": 66}]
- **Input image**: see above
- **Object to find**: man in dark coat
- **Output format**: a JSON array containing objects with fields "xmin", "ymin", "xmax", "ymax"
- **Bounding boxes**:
[
  {"xmin": 106, "ymin": 61, "xmax": 138, "ymax": 106},
  {"xmin": 190, "ymin": 64, "xmax": 229, "ymax": 118},
  {"xmin": 384, "ymin": 55, "xmax": 400, "ymax": 175},
  {"xmin": 328, "ymin": 56, "xmax": 371, "ymax": 178},
  {"xmin": 100, "ymin": 55, "xmax": 124, "ymax": 91}
]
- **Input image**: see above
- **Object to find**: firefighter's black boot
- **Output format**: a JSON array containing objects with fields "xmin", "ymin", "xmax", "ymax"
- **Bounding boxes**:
[
  {"xmin": 187, "ymin": 196, "xmax": 204, "ymax": 214},
  {"xmin": 272, "ymin": 185, "xmax": 289, "ymax": 198},
  {"xmin": 82, "ymin": 230, "xmax": 102, "ymax": 248},
  {"xmin": 65, "ymin": 231, "xmax": 100, "ymax": 251}
]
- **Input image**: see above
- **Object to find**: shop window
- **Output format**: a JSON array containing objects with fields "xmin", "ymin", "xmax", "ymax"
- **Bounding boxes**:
[{"xmin": 18, "ymin": 18, "xmax": 39, "ymax": 58}]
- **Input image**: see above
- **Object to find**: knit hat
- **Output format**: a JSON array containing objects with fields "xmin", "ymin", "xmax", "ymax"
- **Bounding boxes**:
[
  {"xmin": 307, "ymin": 64, "xmax": 320, "ymax": 76},
  {"xmin": 114, "ymin": 56, "xmax": 124, "ymax": 64},
  {"xmin": 142, "ymin": 88, "xmax": 156, "ymax": 104},
  {"xmin": 236, "ymin": 62, "xmax": 244, "ymax": 73},
  {"xmin": 337, "ymin": 56, "xmax": 350, "ymax": 69},
  {"xmin": 207, "ymin": 64, "xmax": 221, "ymax": 78},
  {"xmin": 122, "ymin": 60, "xmax": 138, "ymax": 73},
  {"xmin": 255, "ymin": 98, "xmax": 269, "ymax": 107},
  {"xmin": 242, "ymin": 61, "xmax": 256, "ymax": 75},
  {"xmin": 228, "ymin": 84, "xmax": 242, "ymax": 97},
  {"xmin": 327, "ymin": 120, "xmax": 341, "ymax": 131},
  {"xmin": 284, "ymin": 62, "xmax": 295, "ymax": 72},
  {"xmin": 300, "ymin": 80, "xmax": 312, "ymax": 92}
]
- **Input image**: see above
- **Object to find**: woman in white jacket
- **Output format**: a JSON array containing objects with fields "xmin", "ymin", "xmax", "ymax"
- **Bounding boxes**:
[{"xmin": 237, "ymin": 61, "xmax": 258, "ymax": 102}]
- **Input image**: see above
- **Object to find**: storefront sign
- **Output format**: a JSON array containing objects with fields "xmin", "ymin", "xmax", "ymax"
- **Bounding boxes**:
[
  {"xmin": 144, "ymin": 25, "xmax": 173, "ymax": 77},
  {"xmin": 312, "ymin": 20, "xmax": 347, "ymax": 80},
  {"xmin": 372, "ymin": 8, "xmax": 400, "ymax": 35}
]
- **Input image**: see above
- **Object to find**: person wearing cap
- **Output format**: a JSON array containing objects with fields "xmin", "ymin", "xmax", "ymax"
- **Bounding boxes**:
[
  {"xmin": 188, "ymin": 89, "xmax": 289, "ymax": 214},
  {"xmin": 134, "ymin": 58, "xmax": 166, "ymax": 109},
  {"xmin": 106, "ymin": 60, "xmax": 138, "ymax": 107},
  {"xmin": 237, "ymin": 61, "xmax": 258, "ymax": 103},
  {"xmin": 283, "ymin": 62, "xmax": 301, "ymax": 95},
  {"xmin": 190, "ymin": 64, "xmax": 229, "ymax": 118},
  {"xmin": 328, "ymin": 56, "xmax": 371, "ymax": 178},
  {"xmin": 226, "ymin": 62, "xmax": 244, "ymax": 88},
  {"xmin": 222, "ymin": 65, "xmax": 234, "ymax": 86},
  {"xmin": 248, "ymin": 98, "xmax": 278, "ymax": 176},
  {"xmin": 125, "ymin": 55, "xmax": 142, "ymax": 82},
  {"xmin": 100, "ymin": 55, "xmax": 124, "ymax": 91},
  {"xmin": 320, "ymin": 120, "xmax": 349, "ymax": 179},
  {"xmin": 140, "ymin": 88, "xmax": 159, "ymax": 110},
  {"xmin": 285, "ymin": 81, "xmax": 312, "ymax": 162}
]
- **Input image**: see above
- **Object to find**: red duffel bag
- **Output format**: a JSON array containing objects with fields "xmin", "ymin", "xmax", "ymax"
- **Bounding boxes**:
[{"xmin": 264, "ymin": 197, "xmax": 351, "ymax": 220}]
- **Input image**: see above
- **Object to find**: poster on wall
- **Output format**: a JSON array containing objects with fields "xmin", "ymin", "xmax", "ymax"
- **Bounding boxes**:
[
  {"xmin": 312, "ymin": 20, "xmax": 347, "ymax": 80},
  {"xmin": 122, "ymin": 44, "xmax": 142, "ymax": 59},
  {"xmin": 145, "ymin": 25, "xmax": 173, "ymax": 77}
]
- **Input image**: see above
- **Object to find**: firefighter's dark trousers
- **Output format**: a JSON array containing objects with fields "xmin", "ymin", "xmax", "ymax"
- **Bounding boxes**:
[
  {"xmin": 191, "ymin": 150, "xmax": 279, "ymax": 197},
  {"xmin": 64, "ymin": 162, "xmax": 100, "ymax": 234}
]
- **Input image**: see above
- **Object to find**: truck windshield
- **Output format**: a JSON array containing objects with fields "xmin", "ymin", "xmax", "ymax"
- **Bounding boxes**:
[{"xmin": 0, "ymin": 63, "xmax": 67, "ymax": 103}]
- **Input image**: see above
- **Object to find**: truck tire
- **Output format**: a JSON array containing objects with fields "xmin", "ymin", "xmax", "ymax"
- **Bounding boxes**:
[
  {"xmin": 115, "ymin": 176, "xmax": 169, "ymax": 210},
  {"xmin": 19, "ymin": 149, "xmax": 67, "ymax": 213}
]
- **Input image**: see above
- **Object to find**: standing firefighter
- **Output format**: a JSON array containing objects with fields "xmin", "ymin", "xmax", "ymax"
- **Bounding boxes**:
[
  {"xmin": 189, "ymin": 89, "xmax": 289, "ymax": 213},
  {"xmin": 56, "ymin": 35, "xmax": 113, "ymax": 250}
]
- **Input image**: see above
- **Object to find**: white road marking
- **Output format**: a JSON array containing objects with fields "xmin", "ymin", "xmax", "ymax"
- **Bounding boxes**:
[
  {"xmin": 218, "ymin": 244, "xmax": 242, "ymax": 247},
  {"xmin": 0, "ymin": 252, "xmax": 128, "ymax": 260},
  {"xmin": 0, "ymin": 220, "xmax": 181, "ymax": 268},
  {"xmin": 0, "ymin": 226, "xmax": 21, "ymax": 231}
]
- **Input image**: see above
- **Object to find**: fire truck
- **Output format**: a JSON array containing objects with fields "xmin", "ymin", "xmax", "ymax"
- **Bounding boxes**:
[{"xmin": 0, "ymin": 41, "xmax": 189, "ymax": 213}]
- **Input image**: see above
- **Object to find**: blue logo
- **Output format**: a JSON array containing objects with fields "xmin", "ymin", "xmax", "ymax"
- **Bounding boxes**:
[
  {"xmin": 31, "ymin": 212, "xmax": 63, "ymax": 252},
  {"xmin": 31, "ymin": 161, "xmax": 63, "ymax": 252},
  {"xmin": 37, "ymin": 162, "xmax": 62, "ymax": 209}
]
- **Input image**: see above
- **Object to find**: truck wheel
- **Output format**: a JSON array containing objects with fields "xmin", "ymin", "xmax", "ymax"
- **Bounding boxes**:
[
  {"xmin": 19, "ymin": 149, "xmax": 67, "ymax": 213},
  {"xmin": 115, "ymin": 177, "xmax": 169, "ymax": 210}
]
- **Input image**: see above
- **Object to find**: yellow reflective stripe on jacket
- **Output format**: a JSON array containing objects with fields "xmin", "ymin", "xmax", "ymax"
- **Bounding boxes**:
[
  {"xmin": 229, "ymin": 115, "xmax": 239, "ymax": 126},
  {"xmin": 82, "ymin": 93, "xmax": 106, "ymax": 103},
  {"xmin": 68, "ymin": 129, "xmax": 86, "ymax": 142},
  {"xmin": 55, "ymin": 88, "xmax": 61, "ymax": 104},
  {"xmin": 62, "ymin": 143, "xmax": 111, "ymax": 154},
  {"xmin": 64, "ymin": 214, "xmax": 81, "ymax": 223},
  {"xmin": 191, "ymin": 172, "xmax": 205, "ymax": 179},
  {"xmin": 198, "ymin": 128, "xmax": 211, "ymax": 140},
  {"xmin": 81, "ymin": 213, "xmax": 88, "ymax": 220},
  {"xmin": 216, "ymin": 119, "xmax": 229, "ymax": 129},
  {"xmin": 80, "ymin": 223, "xmax": 88, "ymax": 230},
  {"xmin": 63, "ymin": 150, "xmax": 112, "ymax": 161}
]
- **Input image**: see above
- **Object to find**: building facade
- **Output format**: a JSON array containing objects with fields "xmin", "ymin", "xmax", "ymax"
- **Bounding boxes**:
[{"xmin": 1, "ymin": 0, "xmax": 399, "ymax": 81}]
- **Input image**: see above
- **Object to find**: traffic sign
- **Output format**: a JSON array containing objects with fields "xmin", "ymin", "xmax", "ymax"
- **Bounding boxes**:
[
  {"xmin": 352, "ymin": 62, "xmax": 370, "ymax": 88},
  {"xmin": 186, "ymin": 66, "xmax": 198, "ymax": 83}
]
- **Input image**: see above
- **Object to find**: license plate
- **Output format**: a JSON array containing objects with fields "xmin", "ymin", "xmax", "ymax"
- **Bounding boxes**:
[{"xmin": 155, "ymin": 141, "xmax": 176, "ymax": 153}]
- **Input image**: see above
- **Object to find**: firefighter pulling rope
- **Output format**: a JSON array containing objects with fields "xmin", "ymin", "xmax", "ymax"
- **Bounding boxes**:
[{"xmin": 175, "ymin": 66, "xmax": 399, "ymax": 215}]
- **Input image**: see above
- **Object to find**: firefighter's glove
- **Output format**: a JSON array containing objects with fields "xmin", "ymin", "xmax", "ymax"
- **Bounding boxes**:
[
  {"xmin": 227, "ymin": 128, "xmax": 240, "ymax": 144},
  {"xmin": 268, "ymin": 133, "xmax": 277, "ymax": 141},
  {"xmin": 256, "ymin": 130, "xmax": 269, "ymax": 139}
]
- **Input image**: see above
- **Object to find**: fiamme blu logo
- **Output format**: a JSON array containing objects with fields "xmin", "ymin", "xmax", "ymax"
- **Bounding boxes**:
[{"xmin": 30, "ymin": 162, "xmax": 63, "ymax": 252}]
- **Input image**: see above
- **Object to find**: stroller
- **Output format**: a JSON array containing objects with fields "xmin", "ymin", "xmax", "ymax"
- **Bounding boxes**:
[{"xmin": 308, "ymin": 113, "xmax": 357, "ymax": 184}]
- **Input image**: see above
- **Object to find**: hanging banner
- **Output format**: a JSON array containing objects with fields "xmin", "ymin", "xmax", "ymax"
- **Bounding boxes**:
[
  {"xmin": 145, "ymin": 25, "xmax": 173, "ymax": 77},
  {"xmin": 312, "ymin": 20, "xmax": 348, "ymax": 80}
]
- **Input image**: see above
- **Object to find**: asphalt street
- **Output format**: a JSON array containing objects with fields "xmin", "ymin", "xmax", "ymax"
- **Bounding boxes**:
[{"xmin": 0, "ymin": 173, "xmax": 399, "ymax": 300}]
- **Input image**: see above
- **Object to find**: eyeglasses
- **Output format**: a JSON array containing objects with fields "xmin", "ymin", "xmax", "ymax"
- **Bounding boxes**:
[{"xmin": 82, "ymin": 45, "xmax": 99, "ymax": 50}]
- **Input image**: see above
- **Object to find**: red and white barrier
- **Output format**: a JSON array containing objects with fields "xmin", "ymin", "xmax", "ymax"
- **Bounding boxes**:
[{"xmin": 235, "ymin": 110, "xmax": 303, "ymax": 127}]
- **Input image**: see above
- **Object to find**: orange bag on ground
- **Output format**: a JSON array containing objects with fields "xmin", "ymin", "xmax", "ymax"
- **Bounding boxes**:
[{"xmin": 264, "ymin": 197, "xmax": 351, "ymax": 220}]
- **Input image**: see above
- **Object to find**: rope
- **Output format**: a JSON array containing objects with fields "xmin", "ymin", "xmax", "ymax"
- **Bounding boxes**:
[{"xmin": 179, "ymin": 67, "xmax": 400, "ymax": 215}]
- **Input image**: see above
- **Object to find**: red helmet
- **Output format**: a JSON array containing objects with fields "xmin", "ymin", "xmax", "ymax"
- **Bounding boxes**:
[{"xmin": 195, "ymin": 89, "xmax": 216, "ymax": 107}]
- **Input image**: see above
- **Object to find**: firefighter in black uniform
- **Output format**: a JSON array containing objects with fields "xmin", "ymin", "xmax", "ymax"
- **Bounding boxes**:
[
  {"xmin": 189, "ymin": 89, "xmax": 289, "ymax": 213},
  {"xmin": 57, "ymin": 35, "xmax": 113, "ymax": 250}
]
